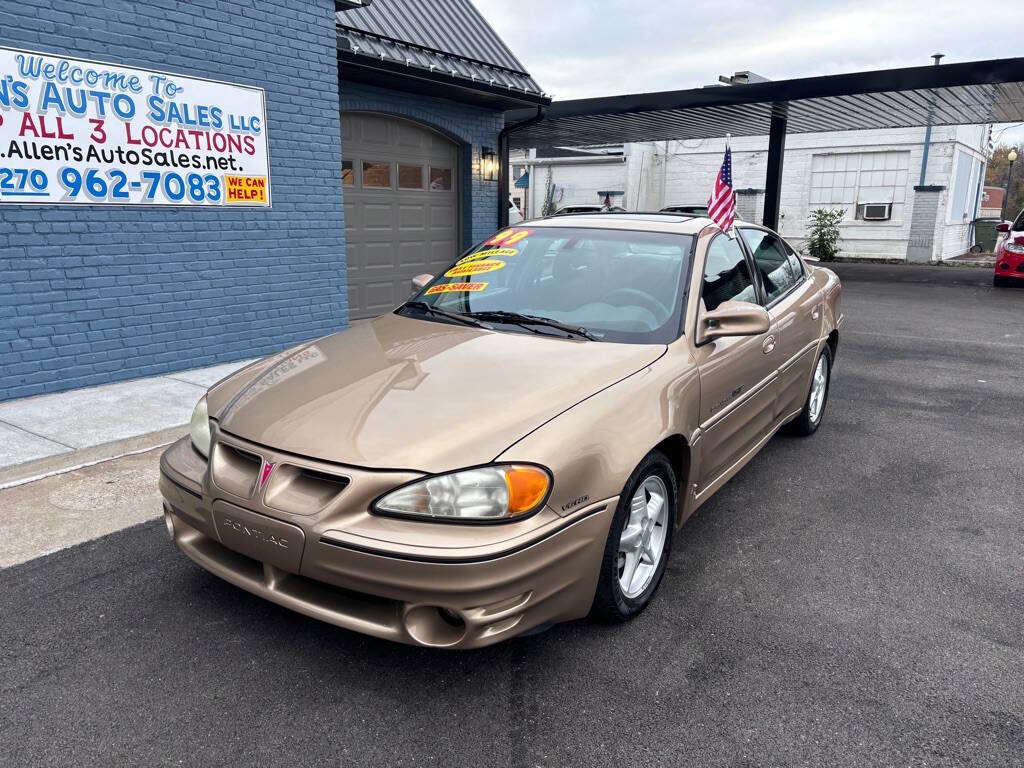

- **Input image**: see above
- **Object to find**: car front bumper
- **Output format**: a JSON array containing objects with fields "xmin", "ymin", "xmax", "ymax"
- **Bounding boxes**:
[
  {"xmin": 159, "ymin": 434, "xmax": 613, "ymax": 648},
  {"xmin": 995, "ymin": 248, "xmax": 1024, "ymax": 280}
]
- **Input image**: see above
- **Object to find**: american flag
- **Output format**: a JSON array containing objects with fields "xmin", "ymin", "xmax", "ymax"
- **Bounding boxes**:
[{"xmin": 707, "ymin": 144, "xmax": 736, "ymax": 234}]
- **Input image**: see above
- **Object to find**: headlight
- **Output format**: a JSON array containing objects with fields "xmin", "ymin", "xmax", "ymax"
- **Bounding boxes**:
[
  {"xmin": 373, "ymin": 465, "xmax": 550, "ymax": 522},
  {"xmin": 189, "ymin": 396, "xmax": 211, "ymax": 457}
]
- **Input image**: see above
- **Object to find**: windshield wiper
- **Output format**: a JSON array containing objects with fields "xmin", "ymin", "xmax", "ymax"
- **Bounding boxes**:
[
  {"xmin": 463, "ymin": 310, "xmax": 597, "ymax": 340},
  {"xmin": 398, "ymin": 301, "xmax": 489, "ymax": 329}
]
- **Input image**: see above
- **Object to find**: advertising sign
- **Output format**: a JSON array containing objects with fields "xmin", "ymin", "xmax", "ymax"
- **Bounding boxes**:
[{"xmin": 0, "ymin": 47, "xmax": 270, "ymax": 206}]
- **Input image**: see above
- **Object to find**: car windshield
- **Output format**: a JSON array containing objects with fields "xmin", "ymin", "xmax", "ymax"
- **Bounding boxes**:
[{"xmin": 402, "ymin": 226, "xmax": 693, "ymax": 344}]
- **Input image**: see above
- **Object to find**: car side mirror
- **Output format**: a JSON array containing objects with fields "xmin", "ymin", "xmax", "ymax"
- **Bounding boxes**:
[
  {"xmin": 696, "ymin": 300, "xmax": 771, "ymax": 345},
  {"xmin": 410, "ymin": 274, "xmax": 433, "ymax": 294},
  {"xmin": 996, "ymin": 222, "xmax": 1011, "ymax": 233}
]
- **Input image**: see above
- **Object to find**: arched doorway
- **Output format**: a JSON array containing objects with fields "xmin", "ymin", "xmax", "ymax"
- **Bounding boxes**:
[{"xmin": 340, "ymin": 112, "xmax": 460, "ymax": 319}]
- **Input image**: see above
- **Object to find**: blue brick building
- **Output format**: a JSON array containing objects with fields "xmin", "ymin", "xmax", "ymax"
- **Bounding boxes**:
[{"xmin": 0, "ymin": 0, "xmax": 546, "ymax": 400}]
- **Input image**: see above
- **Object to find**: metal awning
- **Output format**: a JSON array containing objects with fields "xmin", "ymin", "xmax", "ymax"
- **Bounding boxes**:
[
  {"xmin": 505, "ymin": 57, "xmax": 1024, "ymax": 148},
  {"xmin": 499, "ymin": 57, "xmax": 1024, "ymax": 229}
]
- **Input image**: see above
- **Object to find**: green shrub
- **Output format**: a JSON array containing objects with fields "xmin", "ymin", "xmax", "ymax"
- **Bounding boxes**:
[{"xmin": 806, "ymin": 208, "xmax": 845, "ymax": 261}]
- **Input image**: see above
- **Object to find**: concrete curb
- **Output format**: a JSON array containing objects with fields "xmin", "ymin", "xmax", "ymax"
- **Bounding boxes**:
[{"xmin": 0, "ymin": 425, "xmax": 186, "ymax": 490}]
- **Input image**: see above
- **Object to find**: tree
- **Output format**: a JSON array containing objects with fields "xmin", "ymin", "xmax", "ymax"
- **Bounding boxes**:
[
  {"xmin": 806, "ymin": 208, "xmax": 845, "ymax": 261},
  {"xmin": 986, "ymin": 143, "xmax": 1024, "ymax": 220}
]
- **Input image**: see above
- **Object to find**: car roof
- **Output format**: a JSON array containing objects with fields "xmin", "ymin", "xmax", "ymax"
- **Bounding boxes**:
[{"xmin": 528, "ymin": 211, "xmax": 721, "ymax": 235}]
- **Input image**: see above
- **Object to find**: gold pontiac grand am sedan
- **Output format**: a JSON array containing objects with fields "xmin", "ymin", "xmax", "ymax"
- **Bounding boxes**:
[{"xmin": 160, "ymin": 213, "xmax": 842, "ymax": 648}]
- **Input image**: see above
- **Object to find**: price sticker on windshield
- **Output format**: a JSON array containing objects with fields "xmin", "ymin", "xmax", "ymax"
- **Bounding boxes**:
[
  {"xmin": 426, "ymin": 282, "xmax": 488, "ymax": 295},
  {"xmin": 445, "ymin": 260, "xmax": 504, "ymax": 277},
  {"xmin": 485, "ymin": 228, "xmax": 532, "ymax": 246},
  {"xmin": 457, "ymin": 247, "xmax": 517, "ymax": 265}
]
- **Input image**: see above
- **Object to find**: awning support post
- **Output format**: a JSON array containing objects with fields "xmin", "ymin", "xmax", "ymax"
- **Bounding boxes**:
[
  {"xmin": 498, "ymin": 106, "xmax": 546, "ymax": 228},
  {"xmin": 762, "ymin": 104, "xmax": 788, "ymax": 231}
]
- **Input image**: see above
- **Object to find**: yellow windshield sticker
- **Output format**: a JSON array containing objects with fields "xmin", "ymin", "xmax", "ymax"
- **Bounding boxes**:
[
  {"xmin": 445, "ymin": 260, "xmax": 505, "ymax": 277},
  {"xmin": 457, "ymin": 247, "xmax": 518, "ymax": 265},
  {"xmin": 485, "ymin": 228, "xmax": 532, "ymax": 246},
  {"xmin": 426, "ymin": 282, "xmax": 488, "ymax": 295}
]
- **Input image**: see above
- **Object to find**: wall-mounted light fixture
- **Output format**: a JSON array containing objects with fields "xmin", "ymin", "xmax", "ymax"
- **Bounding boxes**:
[{"xmin": 481, "ymin": 146, "xmax": 498, "ymax": 182}]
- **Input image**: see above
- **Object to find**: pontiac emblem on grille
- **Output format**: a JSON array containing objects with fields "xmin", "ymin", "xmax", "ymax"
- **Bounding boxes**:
[{"xmin": 258, "ymin": 461, "xmax": 275, "ymax": 491}]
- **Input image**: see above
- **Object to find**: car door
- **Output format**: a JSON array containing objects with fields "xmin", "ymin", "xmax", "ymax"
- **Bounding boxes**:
[
  {"xmin": 739, "ymin": 227, "xmax": 822, "ymax": 422},
  {"xmin": 694, "ymin": 233, "xmax": 780, "ymax": 488}
]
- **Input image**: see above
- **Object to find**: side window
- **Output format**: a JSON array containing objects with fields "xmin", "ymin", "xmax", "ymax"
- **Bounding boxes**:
[
  {"xmin": 702, "ymin": 234, "xmax": 756, "ymax": 311},
  {"xmin": 739, "ymin": 229, "xmax": 799, "ymax": 304}
]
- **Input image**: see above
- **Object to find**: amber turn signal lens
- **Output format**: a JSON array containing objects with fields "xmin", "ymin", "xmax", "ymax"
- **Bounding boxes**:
[{"xmin": 504, "ymin": 466, "xmax": 550, "ymax": 516}]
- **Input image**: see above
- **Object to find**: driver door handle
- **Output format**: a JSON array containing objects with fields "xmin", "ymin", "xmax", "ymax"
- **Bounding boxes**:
[{"xmin": 762, "ymin": 334, "xmax": 776, "ymax": 355}]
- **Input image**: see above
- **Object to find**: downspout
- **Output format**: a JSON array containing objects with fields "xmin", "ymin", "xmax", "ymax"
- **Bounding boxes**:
[
  {"xmin": 498, "ymin": 106, "xmax": 546, "ymax": 228},
  {"xmin": 918, "ymin": 53, "xmax": 944, "ymax": 186}
]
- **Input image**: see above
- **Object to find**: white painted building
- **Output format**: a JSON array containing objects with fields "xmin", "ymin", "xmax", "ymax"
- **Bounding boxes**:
[{"xmin": 511, "ymin": 124, "xmax": 991, "ymax": 261}]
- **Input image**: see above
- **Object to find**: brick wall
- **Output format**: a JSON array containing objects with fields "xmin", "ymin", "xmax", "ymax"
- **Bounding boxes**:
[
  {"xmin": 339, "ymin": 81, "xmax": 504, "ymax": 248},
  {"xmin": 0, "ymin": 0, "xmax": 346, "ymax": 401}
]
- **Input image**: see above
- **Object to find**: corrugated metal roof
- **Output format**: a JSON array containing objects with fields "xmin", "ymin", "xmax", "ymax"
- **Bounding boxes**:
[
  {"xmin": 505, "ymin": 58, "xmax": 1024, "ymax": 149},
  {"xmin": 337, "ymin": 0, "xmax": 543, "ymax": 97}
]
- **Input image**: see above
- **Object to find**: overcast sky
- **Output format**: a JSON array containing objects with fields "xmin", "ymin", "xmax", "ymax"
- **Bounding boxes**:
[{"xmin": 473, "ymin": 0, "xmax": 1024, "ymax": 146}]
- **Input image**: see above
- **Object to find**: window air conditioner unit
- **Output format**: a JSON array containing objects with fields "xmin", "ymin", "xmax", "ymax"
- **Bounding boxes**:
[{"xmin": 861, "ymin": 203, "xmax": 892, "ymax": 221}]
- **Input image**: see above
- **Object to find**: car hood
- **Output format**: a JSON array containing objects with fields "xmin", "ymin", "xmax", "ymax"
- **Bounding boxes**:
[{"xmin": 213, "ymin": 312, "xmax": 665, "ymax": 473}]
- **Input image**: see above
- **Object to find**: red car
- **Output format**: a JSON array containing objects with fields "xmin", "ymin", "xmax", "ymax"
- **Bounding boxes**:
[{"xmin": 994, "ymin": 210, "xmax": 1024, "ymax": 287}]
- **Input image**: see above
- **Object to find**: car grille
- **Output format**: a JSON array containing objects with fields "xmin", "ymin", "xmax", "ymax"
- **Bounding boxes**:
[{"xmin": 210, "ymin": 436, "xmax": 350, "ymax": 516}]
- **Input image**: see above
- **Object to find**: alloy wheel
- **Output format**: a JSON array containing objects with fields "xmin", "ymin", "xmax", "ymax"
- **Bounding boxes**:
[
  {"xmin": 808, "ymin": 354, "xmax": 828, "ymax": 423},
  {"xmin": 617, "ymin": 475, "xmax": 669, "ymax": 599}
]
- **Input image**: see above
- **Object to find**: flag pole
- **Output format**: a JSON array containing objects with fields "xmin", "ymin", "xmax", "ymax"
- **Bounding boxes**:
[{"xmin": 725, "ymin": 133, "xmax": 734, "ymax": 238}]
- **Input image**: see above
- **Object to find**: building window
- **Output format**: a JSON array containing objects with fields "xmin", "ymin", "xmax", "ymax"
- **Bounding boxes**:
[
  {"xmin": 341, "ymin": 160, "xmax": 354, "ymax": 186},
  {"xmin": 362, "ymin": 161, "xmax": 391, "ymax": 188},
  {"xmin": 809, "ymin": 151, "xmax": 909, "ymax": 222},
  {"xmin": 398, "ymin": 164, "xmax": 424, "ymax": 190},
  {"xmin": 430, "ymin": 167, "xmax": 452, "ymax": 191}
]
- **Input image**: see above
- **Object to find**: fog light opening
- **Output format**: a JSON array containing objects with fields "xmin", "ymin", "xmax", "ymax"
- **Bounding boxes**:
[
  {"xmin": 438, "ymin": 607, "xmax": 465, "ymax": 628},
  {"xmin": 402, "ymin": 605, "xmax": 467, "ymax": 647}
]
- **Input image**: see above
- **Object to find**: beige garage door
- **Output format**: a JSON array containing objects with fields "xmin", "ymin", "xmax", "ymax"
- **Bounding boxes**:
[{"xmin": 341, "ymin": 113, "xmax": 460, "ymax": 319}]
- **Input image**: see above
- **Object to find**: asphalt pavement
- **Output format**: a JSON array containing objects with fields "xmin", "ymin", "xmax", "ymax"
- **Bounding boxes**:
[{"xmin": 2, "ymin": 263, "xmax": 1022, "ymax": 767}]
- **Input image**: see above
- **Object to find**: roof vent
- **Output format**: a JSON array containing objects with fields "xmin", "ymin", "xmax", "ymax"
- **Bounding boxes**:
[{"xmin": 717, "ymin": 71, "xmax": 772, "ymax": 86}]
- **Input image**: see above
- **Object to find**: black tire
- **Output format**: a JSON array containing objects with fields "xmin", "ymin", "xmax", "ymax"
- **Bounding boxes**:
[
  {"xmin": 592, "ymin": 451, "xmax": 677, "ymax": 622},
  {"xmin": 790, "ymin": 345, "xmax": 832, "ymax": 437},
  {"xmin": 994, "ymin": 275, "xmax": 1008, "ymax": 288}
]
